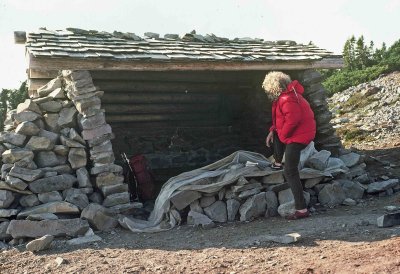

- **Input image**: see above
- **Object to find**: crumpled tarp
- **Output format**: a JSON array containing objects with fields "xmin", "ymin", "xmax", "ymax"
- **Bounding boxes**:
[{"xmin": 120, "ymin": 142, "xmax": 345, "ymax": 233}]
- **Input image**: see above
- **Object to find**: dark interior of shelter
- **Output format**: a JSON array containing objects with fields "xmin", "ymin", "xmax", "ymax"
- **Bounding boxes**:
[{"xmin": 90, "ymin": 70, "xmax": 322, "ymax": 186}]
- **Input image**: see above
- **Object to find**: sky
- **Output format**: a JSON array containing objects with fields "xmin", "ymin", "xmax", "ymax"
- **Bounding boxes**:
[{"xmin": 0, "ymin": 0, "xmax": 399, "ymax": 89}]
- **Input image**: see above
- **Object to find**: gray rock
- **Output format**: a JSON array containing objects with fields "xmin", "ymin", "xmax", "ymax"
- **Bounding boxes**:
[
  {"xmin": 69, "ymin": 128, "xmax": 85, "ymax": 145},
  {"xmin": 5, "ymin": 175, "xmax": 28, "ymax": 190},
  {"xmin": 15, "ymin": 122, "xmax": 40, "ymax": 136},
  {"xmin": 82, "ymin": 124, "xmax": 112, "ymax": 140},
  {"xmin": 17, "ymin": 99, "xmax": 42, "ymax": 114},
  {"xmin": 304, "ymin": 177, "xmax": 324, "ymax": 188},
  {"xmin": 318, "ymin": 182, "xmax": 346, "ymax": 206},
  {"xmin": 339, "ymin": 152, "xmax": 361, "ymax": 168},
  {"xmin": 89, "ymin": 192, "xmax": 103, "ymax": 204},
  {"xmin": 95, "ymin": 173, "xmax": 124, "ymax": 188},
  {"xmin": 80, "ymin": 111, "xmax": 106, "ymax": 129},
  {"xmin": 60, "ymin": 135, "xmax": 85, "ymax": 148},
  {"xmin": 18, "ymin": 201, "xmax": 80, "ymax": 218},
  {"xmin": 14, "ymin": 111, "xmax": 42, "ymax": 123},
  {"xmin": 218, "ymin": 188, "xmax": 225, "ymax": 200},
  {"xmin": 7, "ymin": 218, "xmax": 89, "ymax": 238},
  {"xmin": 29, "ymin": 174, "xmax": 77, "ymax": 193},
  {"xmin": 306, "ymin": 150, "xmax": 331, "ymax": 170},
  {"xmin": 100, "ymin": 184, "xmax": 128, "ymax": 197},
  {"xmin": 0, "ymin": 208, "xmax": 20, "ymax": 218},
  {"xmin": 102, "ymin": 192, "xmax": 130, "ymax": 207},
  {"xmin": 38, "ymin": 191, "xmax": 63, "ymax": 203},
  {"xmin": 66, "ymin": 234, "xmax": 102, "ymax": 245},
  {"xmin": 232, "ymin": 182, "xmax": 262, "ymax": 193},
  {"xmin": 226, "ymin": 199, "xmax": 240, "ymax": 221},
  {"xmin": 239, "ymin": 192, "xmax": 267, "ymax": 221},
  {"xmin": 26, "ymin": 235, "xmax": 54, "ymax": 252},
  {"xmin": 19, "ymin": 194, "xmax": 40, "ymax": 207},
  {"xmin": 25, "ymin": 136, "xmax": 54, "ymax": 151},
  {"xmin": 0, "ymin": 221, "xmax": 11, "ymax": 240},
  {"xmin": 48, "ymin": 87, "xmax": 66, "ymax": 99},
  {"xmin": 277, "ymin": 201, "xmax": 296, "ymax": 217},
  {"xmin": 342, "ymin": 198, "xmax": 357, "ymax": 206},
  {"xmin": 44, "ymin": 113, "xmax": 60, "ymax": 132},
  {"xmin": 189, "ymin": 200, "xmax": 203, "ymax": 214},
  {"xmin": 0, "ymin": 132, "xmax": 26, "ymax": 146},
  {"xmin": 37, "ymin": 78, "xmax": 62, "ymax": 97},
  {"xmin": 265, "ymin": 191, "xmax": 279, "ymax": 217},
  {"xmin": 35, "ymin": 151, "xmax": 59, "ymax": 168},
  {"xmin": 377, "ymin": 212, "xmax": 400, "ymax": 228},
  {"xmin": 9, "ymin": 166, "xmax": 43, "ymax": 182},
  {"xmin": 68, "ymin": 148, "xmax": 87, "ymax": 169},
  {"xmin": 203, "ymin": 201, "xmax": 227, "ymax": 223},
  {"xmin": 170, "ymin": 190, "xmax": 202, "ymax": 210},
  {"xmin": 40, "ymin": 164, "xmax": 72, "ymax": 174},
  {"xmin": 90, "ymin": 152, "xmax": 115, "ymax": 164},
  {"xmin": 39, "ymin": 101, "xmax": 62, "ymax": 113},
  {"xmin": 74, "ymin": 96, "xmax": 101, "ymax": 114},
  {"xmin": 65, "ymin": 192, "xmax": 89, "ymax": 210},
  {"xmin": 344, "ymin": 163, "xmax": 367, "ymax": 179},
  {"xmin": 38, "ymin": 129, "xmax": 59, "ymax": 144},
  {"xmin": 26, "ymin": 213, "xmax": 59, "ymax": 221},
  {"xmin": 53, "ymin": 145, "xmax": 69, "ymax": 156},
  {"xmin": 1, "ymin": 164, "xmax": 13, "ymax": 179},
  {"xmin": 91, "ymin": 140, "xmax": 113, "ymax": 154},
  {"xmin": 81, "ymin": 203, "xmax": 118, "ymax": 231},
  {"xmin": 262, "ymin": 172, "xmax": 285, "ymax": 185},
  {"xmin": 339, "ymin": 179, "xmax": 365, "ymax": 199},
  {"xmin": 187, "ymin": 210, "xmax": 215, "ymax": 228},
  {"xmin": 76, "ymin": 167, "xmax": 91, "ymax": 187},
  {"xmin": 58, "ymin": 107, "xmax": 77, "ymax": 128},
  {"xmin": 91, "ymin": 164, "xmax": 123, "ymax": 175},
  {"xmin": 199, "ymin": 195, "xmax": 216, "ymax": 208},
  {"xmin": 262, "ymin": 233, "xmax": 301, "ymax": 244},
  {"xmin": 0, "ymin": 190, "xmax": 15, "ymax": 208},
  {"xmin": 367, "ymin": 179, "xmax": 399, "ymax": 194},
  {"xmin": 87, "ymin": 133, "xmax": 114, "ymax": 147},
  {"xmin": 353, "ymin": 174, "xmax": 371, "ymax": 184},
  {"xmin": 238, "ymin": 188, "xmax": 261, "ymax": 199},
  {"xmin": 14, "ymin": 156, "xmax": 38, "ymax": 169}
]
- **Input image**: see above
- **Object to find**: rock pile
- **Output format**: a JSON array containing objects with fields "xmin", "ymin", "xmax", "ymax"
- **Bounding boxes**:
[
  {"xmin": 328, "ymin": 71, "xmax": 400, "ymax": 143},
  {"xmin": 167, "ymin": 147, "xmax": 399, "ymax": 228},
  {"xmin": 0, "ymin": 71, "xmax": 139, "ymax": 248}
]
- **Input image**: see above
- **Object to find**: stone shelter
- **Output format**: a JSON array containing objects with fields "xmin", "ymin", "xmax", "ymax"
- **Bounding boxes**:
[{"xmin": 16, "ymin": 28, "xmax": 344, "ymax": 176}]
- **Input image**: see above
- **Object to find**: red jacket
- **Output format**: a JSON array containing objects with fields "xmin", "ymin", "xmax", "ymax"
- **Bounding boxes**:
[{"xmin": 270, "ymin": 80, "xmax": 316, "ymax": 145}]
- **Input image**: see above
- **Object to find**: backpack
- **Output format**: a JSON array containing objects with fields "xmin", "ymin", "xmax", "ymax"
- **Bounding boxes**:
[{"xmin": 129, "ymin": 154, "xmax": 156, "ymax": 201}]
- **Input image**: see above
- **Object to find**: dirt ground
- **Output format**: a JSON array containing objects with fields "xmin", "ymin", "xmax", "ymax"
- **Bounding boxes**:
[{"xmin": 1, "ymin": 137, "xmax": 400, "ymax": 274}]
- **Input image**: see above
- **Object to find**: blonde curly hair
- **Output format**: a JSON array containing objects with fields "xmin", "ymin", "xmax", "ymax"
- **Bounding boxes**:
[{"xmin": 262, "ymin": 71, "xmax": 291, "ymax": 100}]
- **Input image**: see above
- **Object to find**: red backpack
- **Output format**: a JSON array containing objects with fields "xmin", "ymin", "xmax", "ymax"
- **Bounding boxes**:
[{"xmin": 129, "ymin": 154, "xmax": 156, "ymax": 201}]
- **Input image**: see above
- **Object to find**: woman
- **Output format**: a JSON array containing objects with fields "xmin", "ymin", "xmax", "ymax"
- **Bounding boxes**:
[{"xmin": 262, "ymin": 71, "xmax": 316, "ymax": 220}]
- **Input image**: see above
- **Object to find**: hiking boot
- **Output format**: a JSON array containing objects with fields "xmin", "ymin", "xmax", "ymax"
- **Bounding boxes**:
[{"xmin": 286, "ymin": 209, "xmax": 310, "ymax": 220}]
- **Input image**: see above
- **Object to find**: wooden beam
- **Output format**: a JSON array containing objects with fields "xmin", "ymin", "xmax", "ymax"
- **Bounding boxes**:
[
  {"xmin": 102, "ymin": 93, "xmax": 221, "ymax": 104},
  {"xmin": 28, "ymin": 54, "xmax": 344, "ymax": 72},
  {"xmin": 104, "ymin": 103, "xmax": 218, "ymax": 114}
]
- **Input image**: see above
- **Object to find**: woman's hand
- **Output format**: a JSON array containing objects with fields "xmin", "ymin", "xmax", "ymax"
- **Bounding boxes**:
[{"xmin": 266, "ymin": 131, "xmax": 274, "ymax": 147}]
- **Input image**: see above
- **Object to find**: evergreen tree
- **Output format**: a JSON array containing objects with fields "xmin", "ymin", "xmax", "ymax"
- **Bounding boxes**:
[{"xmin": 342, "ymin": 35, "xmax": 356, "ymax": 70}]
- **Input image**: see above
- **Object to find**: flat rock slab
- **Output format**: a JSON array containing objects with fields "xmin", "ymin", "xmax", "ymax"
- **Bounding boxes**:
[
  {"xmin": 367, "ymin": 179, "xmax": 399, "ymax": 193},
  {"xmin": 28, "ymin": 174, "xmax": 77, "ymax": 193},
  {"xmin": 66, "ymin": 234, "xmax": 102, "ymax": 245},
  {"xmin": 7, "ymin": 218, "xmax": 89, "ymax": 238},
  {"xmin": 170, "ymin": 190, "xmax": 202, "ymax": 210},
  {"xmin": 377, "ymin": 212, "xmax": 400, "ymax": 228},
  {"xmin": 9, "ymin": 166, "xmax": 43, "ymax": 182},
  {"xmin": 18, "ymin": 201, "xmax": 80, "ymax": 218},
  {"xmin": 262, "ymin": 233, "xmax": 301, "ymax": 244},
  {"xmin": 26, "ymin": 235, "xmax": 54, "ymax": 252},
  {"xmin": 81, "ymin": 203, "xmax": 118, "ymax": 231}
]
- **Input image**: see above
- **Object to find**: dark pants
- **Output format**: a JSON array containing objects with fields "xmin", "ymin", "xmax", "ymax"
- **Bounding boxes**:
[{"xmin": 272, "ymin": 132, "xmax": 307, "ymax": 210}]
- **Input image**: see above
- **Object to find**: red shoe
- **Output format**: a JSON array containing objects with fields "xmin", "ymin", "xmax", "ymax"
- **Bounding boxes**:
[{"xmin": 286, "ymin": 210, "xmax": 310, "ymax": 220}]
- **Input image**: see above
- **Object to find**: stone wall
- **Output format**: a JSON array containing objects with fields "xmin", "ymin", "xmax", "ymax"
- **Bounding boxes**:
[{"xmin": 0, "ymin": 71, "xmax": 139, "ymax": 244}]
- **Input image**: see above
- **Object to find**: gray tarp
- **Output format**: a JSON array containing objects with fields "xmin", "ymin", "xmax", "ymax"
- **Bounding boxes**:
[{"xmin": 120, "ymin": 143, "xmax": 342, "ymax": 233}]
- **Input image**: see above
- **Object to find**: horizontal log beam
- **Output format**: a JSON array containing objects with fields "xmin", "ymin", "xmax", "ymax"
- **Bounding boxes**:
[
  {"xmin": 106, "ymin": 113, "xmax": 219, "ymax": 123},
  {"xmin": 104, "ymin": 103, "xmax": 218, "ymax": 114},
  {"xmin": 101, "ymin": 92, "xmax": 221, "ymax": 104},
  {"xmin": 28, "ymin": 55, "xmax": 344, "ymax": 72}
]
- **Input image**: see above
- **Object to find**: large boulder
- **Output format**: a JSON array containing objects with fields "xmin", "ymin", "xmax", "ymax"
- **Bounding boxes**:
[
  {"xmin": 9, "ymin": 166, "xmax": 43, "ymax": 182},
  {"xmin": 2, "ymin": 148, "xmax": 34, "ymax": 164},
  {"xmin": 25, "ymin": 136, "xmax": 54, "ymax": 151},
  {"xmin": 28, "ymin": 174, "xmax": 77, "ymax": 193},
  {"xmin": 81, "ymin": 203, "xmax": 118, "ymax": 231},
  {"xmin": 318, "ymin": 182, "xmax": 346, "ymax": 206},
  {"xmin": 203, "ymin": 201, "xmax": 227, "ymax": 223},
  {"xmin": 0, "ymin": 132, "xmax": 26, "ymax": 147},
  {"xmin": 0, "ymin": 190, "xmax": 15, "ymax": 208},
  {"xmin": 239, "ymin": 192, "xmax": 267, "ymax": 221},
  {"xmin": 15, "ymin": 121, "xmax": 40, "ymax": 136},
  {"xmin": 68, "ymin": 148, "xmax": 87, "ymax": 169},
  {"xmin": 35, "ymin": 151, "xmax": 59, "ymax": 167},
  {"xmin": 26, "ymin": 235, "xmax": 54, "ymax": 252}
]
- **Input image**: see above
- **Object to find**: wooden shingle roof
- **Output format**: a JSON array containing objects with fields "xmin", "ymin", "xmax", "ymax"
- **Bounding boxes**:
[{"xmin": 22, "ymin": 28, "xmax": 344, "ymax": 71}]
